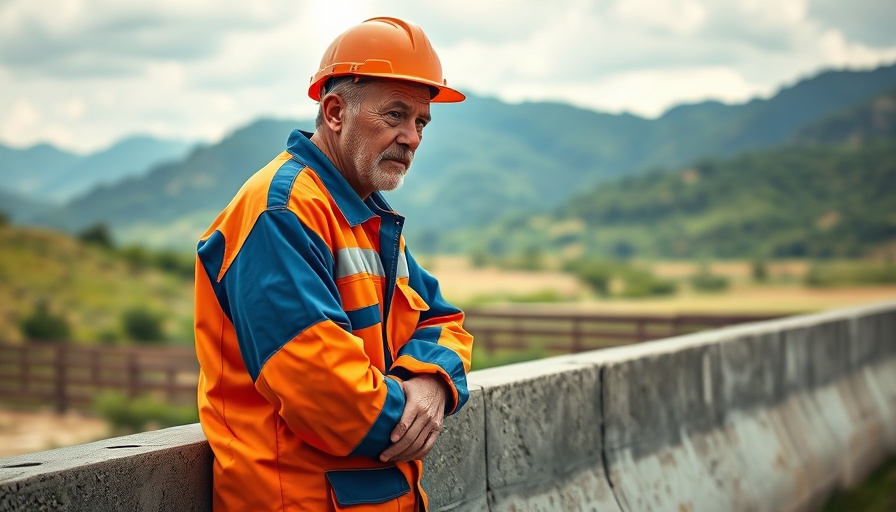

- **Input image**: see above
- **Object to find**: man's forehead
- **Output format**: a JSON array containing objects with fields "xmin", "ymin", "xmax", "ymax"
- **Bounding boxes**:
[{"xmin": 368, "ymin": 79, "xmax": 432, "ymax": 107}]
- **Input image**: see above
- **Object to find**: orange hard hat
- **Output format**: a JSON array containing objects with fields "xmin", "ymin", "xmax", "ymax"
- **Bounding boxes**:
[{"xmin": 308, "ymin": 17, "xmax": 465, "ymax": 103}]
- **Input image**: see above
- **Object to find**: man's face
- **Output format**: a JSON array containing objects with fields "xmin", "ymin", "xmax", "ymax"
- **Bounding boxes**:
[{"xmin": 339, "ymin": 80, "xmax": 432, "ymax": 198}]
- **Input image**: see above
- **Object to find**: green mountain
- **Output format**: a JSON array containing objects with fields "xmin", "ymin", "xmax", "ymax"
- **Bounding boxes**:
[
  {"xmin": 0, "ymin": 136, "xmax": 193, "ymax": 203},
  {"xmin": 0, "ymin": 189, "xmax": 47, "ymax": 223},
  {"xmin": 37, "ymin": 120, "xmax": 301, "ymax": 250},
  {"xmin": 459, "ymin": 140, "xmax": 896, "ymax": 260},
  {"xmin": 794, "ymin": 87, "xmax": 896, "ymax": 145},
  {"xmin": 29, "ymin": 63, "xmax": 896, "ymax": 252},
  {"xmin": 0, "ymin": 143, "xmax": 77, "ymax": 200}
]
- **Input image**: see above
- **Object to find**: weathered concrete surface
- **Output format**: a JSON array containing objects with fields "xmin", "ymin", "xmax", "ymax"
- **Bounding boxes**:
[
  {"xmin": 597, "ymin": 339, "xmax": 768, "ymax": 512},
  {"xmin": 0, "ymin": 424, "xmax": 211, "ymax": 512},
  {"xmin": 788, "ymin": 318, "xmax": 891, "ymax": 489},
  {"xmin": 718, "ymin": 330, "xmax": 815, "ymax": 512},
  {"xmin": 472, "ymin": 357, "xmax": 620, "ymax": 512},
  {"xmin": 854, "ymin": 310, "xmax": 896, "ymax": 451},
  {"xmin": 422, "ymin": 384, "xmax": 487, "ymax": 512},
  {"xmin": 589, "ymin": 300, "xmax": 896, "ymax": 512}
]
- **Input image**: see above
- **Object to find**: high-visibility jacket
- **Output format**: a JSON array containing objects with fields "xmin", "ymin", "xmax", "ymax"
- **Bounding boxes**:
[{"xmin": 194, "ymin": 129, "xmax": 474, "ymax": 511}]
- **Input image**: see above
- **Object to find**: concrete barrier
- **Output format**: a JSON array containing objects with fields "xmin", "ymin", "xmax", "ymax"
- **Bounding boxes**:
[
  {"xmin": 472, "ymin": 358, "xmax": 619, "ymax": 511},
  {"xmin": 0, "ymin": 425, "xmax": 211, "ymax": 511},
  {"xmin": 1, "ymin": 300, "xmax": 894, "ymax": 511}
]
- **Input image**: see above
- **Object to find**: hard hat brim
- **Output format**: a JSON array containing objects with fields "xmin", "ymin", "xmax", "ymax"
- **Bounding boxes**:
[{"xmin": 308, "ymin": 73, "xmax": 465, "ymax": 103}]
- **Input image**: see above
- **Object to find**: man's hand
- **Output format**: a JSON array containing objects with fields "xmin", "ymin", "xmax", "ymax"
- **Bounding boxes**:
[{"xmin": 379, "ymin": 375, "xmax": 448, "ymax": 462}]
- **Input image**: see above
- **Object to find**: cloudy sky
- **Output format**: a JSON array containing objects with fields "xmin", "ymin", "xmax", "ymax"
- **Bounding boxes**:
[{"xmin": 2, "ymin": 0, "xmax": 895, "ymax": 153}]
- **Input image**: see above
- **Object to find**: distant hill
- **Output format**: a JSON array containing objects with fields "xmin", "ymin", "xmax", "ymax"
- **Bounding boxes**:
[
  {"xmin": 27, "ymin": 62, "xmax": 896, "ymax": 251},
  {"xmin": 0, "ymin": 223, "xmax": 193, "ymax": 342},
  {"xmin": 0, "ymin": 188, "xmax": 49, "ymax": 223},
  {"xmin": 37, "ymin": 119, "xmax": 301, "ymax": 250},
  {"xmin": 0, "ymin": 143, "xmax": 78, "ymax": 200},
  {"xmin": 456, "ymin": 141, "xmax": 896, "ymax": 259},
  {"xmin": 0, "ymin": 136, "xmax": 193, "ymax": 203},
  {"xmin": 794, "ymin": 87, "xmax": 896, "ymax": 145}
]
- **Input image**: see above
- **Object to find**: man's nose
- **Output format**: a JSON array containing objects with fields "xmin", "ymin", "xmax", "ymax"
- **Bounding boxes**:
[{"xmin": 396, "ymin": 121, "xmax": 422, "ymax": 150}]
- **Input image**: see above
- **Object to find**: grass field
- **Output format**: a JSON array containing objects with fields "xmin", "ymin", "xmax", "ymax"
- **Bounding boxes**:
[{"xmin": 428, "ymin": 256, "xmax": 896, "ymax": 315}]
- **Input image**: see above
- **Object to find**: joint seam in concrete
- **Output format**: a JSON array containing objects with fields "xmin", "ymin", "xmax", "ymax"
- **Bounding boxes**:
[
  {"xmin": 599, "ymin": 365, "xmax": 627, "ymax": 512},
  {"xmin": 482, "ymin": 388, "xmax": 493, "ymax": 512}
]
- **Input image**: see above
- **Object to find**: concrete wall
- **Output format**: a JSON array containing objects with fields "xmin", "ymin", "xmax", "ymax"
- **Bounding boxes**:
[{"xmin": 2, "ymin": 300, "xmax": 894, "ymax": 511}]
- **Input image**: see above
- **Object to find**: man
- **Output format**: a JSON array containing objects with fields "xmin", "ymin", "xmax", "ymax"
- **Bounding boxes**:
[{"xmin": 193, "ymin": 17, "xmax": 474, "ymax": 511}]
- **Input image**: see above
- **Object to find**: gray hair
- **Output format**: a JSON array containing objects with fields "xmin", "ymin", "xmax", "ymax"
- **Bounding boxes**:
[{"xmin": 314, "ymin": 77, "xmax": 371, "ymax": 128}]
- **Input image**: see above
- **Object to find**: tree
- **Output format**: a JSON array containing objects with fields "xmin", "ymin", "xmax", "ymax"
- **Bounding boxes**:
[{"xmin": 751, "ymin": 258, "xmax": 768, "ymax": 282}]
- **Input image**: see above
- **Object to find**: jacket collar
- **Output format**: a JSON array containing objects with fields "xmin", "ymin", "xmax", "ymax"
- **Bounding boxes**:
[{"xmin": 286, "ymin": 129, "xmax": 403, "ymax": 226}]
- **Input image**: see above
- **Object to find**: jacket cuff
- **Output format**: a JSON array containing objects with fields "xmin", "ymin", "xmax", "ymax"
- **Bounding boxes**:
[{"xmin": 389, "ymin": 329, "xmax": 469, "ymax": 415}]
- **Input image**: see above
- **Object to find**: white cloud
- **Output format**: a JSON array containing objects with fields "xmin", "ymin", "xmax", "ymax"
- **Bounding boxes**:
[
  {"xmin": 3, "ymin": 100, "xmax": 41, "ymax": 136},
  {"xmin": 497, "ymin": 66, "xmax": 770, "ymax": 117},
  {"xmin": 611, "ymin": 0, "xmax": 708, "ymax": 35},
  {"xmin": 56, "ymin": 98, "xmax": 86, "ymax": 120},
  {"xmin": 0, "ymin": 0, "xmax": 894, "ymax": 152}
]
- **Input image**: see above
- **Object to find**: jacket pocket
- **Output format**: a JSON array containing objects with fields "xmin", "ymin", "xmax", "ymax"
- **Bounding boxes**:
[
  {"xmin": 395, "ymin": 282, "xmax": 429, "ymax": 312},
  {"xmin": 389, "ymin": 283, "xmax": 430, "ymax": 350},
  {"xmin": 325, "ymin": 466, "xmax": 411, "ymax": 508}
]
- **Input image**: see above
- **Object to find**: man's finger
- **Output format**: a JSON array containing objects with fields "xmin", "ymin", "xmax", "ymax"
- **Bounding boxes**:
[
  {"xmin": 405, "ymin": 428, "xmax": 440, "ymax": 461},
  {"xmin": 381, "ymin": 416, "xmax": 427, "ymax": 461}
]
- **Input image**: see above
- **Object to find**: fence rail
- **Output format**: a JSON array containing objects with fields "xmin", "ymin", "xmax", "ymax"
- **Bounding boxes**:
[{"xmin": 0, "ymin": 310, "xmax": 782, "ymax": 413}]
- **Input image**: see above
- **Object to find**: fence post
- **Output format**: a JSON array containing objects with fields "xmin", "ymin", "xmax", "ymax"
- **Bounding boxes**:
[
  {"xmin": 571, "ymin": 317, "xmax": 582, "ymax": 353},
  {"xmin": 167, "ymin": 366, "xmax": 177, "ymax": 403},
  {"xmin": 671, "ymin": 315, "xmax": 682, "ymax": 336},
  {"xmin": 21, "ymin": 346, "xmax": 29, "ymax": 393},
  {"xmin": 128, "ymin": 351, "xmax": 140, "ymax": 399},
  {"xmin": 54, "ymin": 344, "xmax": 68, "ymax": 414}
]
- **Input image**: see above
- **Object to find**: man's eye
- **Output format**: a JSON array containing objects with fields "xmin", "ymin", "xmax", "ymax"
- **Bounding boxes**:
[{"xmin": 386, "ymin": 111, "xmax": 401, "ymax": 119}]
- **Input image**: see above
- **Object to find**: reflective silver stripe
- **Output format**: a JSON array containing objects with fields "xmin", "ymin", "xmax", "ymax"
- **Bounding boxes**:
[
  {"xmin": 396, "ymin": 250, "xmax": 409, "ymax": 279},
  {"xmin": 336, "ymin": 247, "xmax": 385, "ymax": 279}
]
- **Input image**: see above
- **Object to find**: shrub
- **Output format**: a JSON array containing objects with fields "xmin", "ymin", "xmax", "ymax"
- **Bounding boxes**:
[
  {"xmin": 469, "ymin": 248, "xmax": 490, "ymax": 268},
  {"xmin": 691, "ymin": 271, "xmax": 730, "ymax": 293},
  {"xmin": 153, "ymin": 250, "xmax": 194, "ymax": 279},
  {"xmin": 94, "ymin": 390, "xmax": 198, "ymax": 434},
  {"xmin": 805, "ymin": 261, "xmax": 896, "ymax": 287},
  {"xmin": 618, "ymin": 268, "xmax": 678, "ymax": 298},
  {"xmin": 119, "ymin": 245, "xmax": 152, "ymax": 272},
  {"xmin": 77, "ymin": 223, "xmax": 115, "ymax": 249},
  {"xmin": 122, "ymin": 308, "xmax": 165, "ymax": 343},
  {"xmin": 751, "ymin": 258, "xmax": 768, "ymax": 282},
  {"xmin": 20, "ymin": 301, "xmax": 71, "ymax": 342},
  {"xmin": 564, "ymin": 259, "xmax": 616, "ymax": 296},
  {"xmin": 515, "ymin": 246, "xmax": 545, "ymax": 271}
]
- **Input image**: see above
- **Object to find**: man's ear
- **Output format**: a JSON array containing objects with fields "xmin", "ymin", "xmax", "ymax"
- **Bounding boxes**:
[{"xmin": 320, "ymin": 94, "xmax": 345, "ymax": 133}]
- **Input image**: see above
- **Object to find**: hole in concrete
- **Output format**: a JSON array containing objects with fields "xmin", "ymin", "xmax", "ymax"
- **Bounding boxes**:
[
  {"xmin": 106, "ymin": 445, "xmax": 142, "ymax": 449},
  {"xmin": 2, "ymin": 462, "xmax": 42, "ymax": 468}
]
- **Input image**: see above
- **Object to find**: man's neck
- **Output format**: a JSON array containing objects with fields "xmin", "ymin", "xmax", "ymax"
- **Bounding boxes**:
[{"xmin": 309, "ymin": 131, "xmax": 369, "ymax": 200}]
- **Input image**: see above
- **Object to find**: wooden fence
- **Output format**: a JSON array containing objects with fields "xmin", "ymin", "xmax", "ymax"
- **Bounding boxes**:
[
  {"xmin": 0, "ymin": 343, "xmax": 198, "ymax": 413},
  {"xmin": 0, "ymin": 310, "xmax": 781, "ymax": 413},
  {"xmin": 465, "ymin": 309, "xmax": 782, "ymax": 354}
]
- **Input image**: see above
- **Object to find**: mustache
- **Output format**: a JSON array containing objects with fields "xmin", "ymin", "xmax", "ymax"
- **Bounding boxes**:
[{"xmin": 381, "ymin": 148, "xmax": 414, "ymax": 166}]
